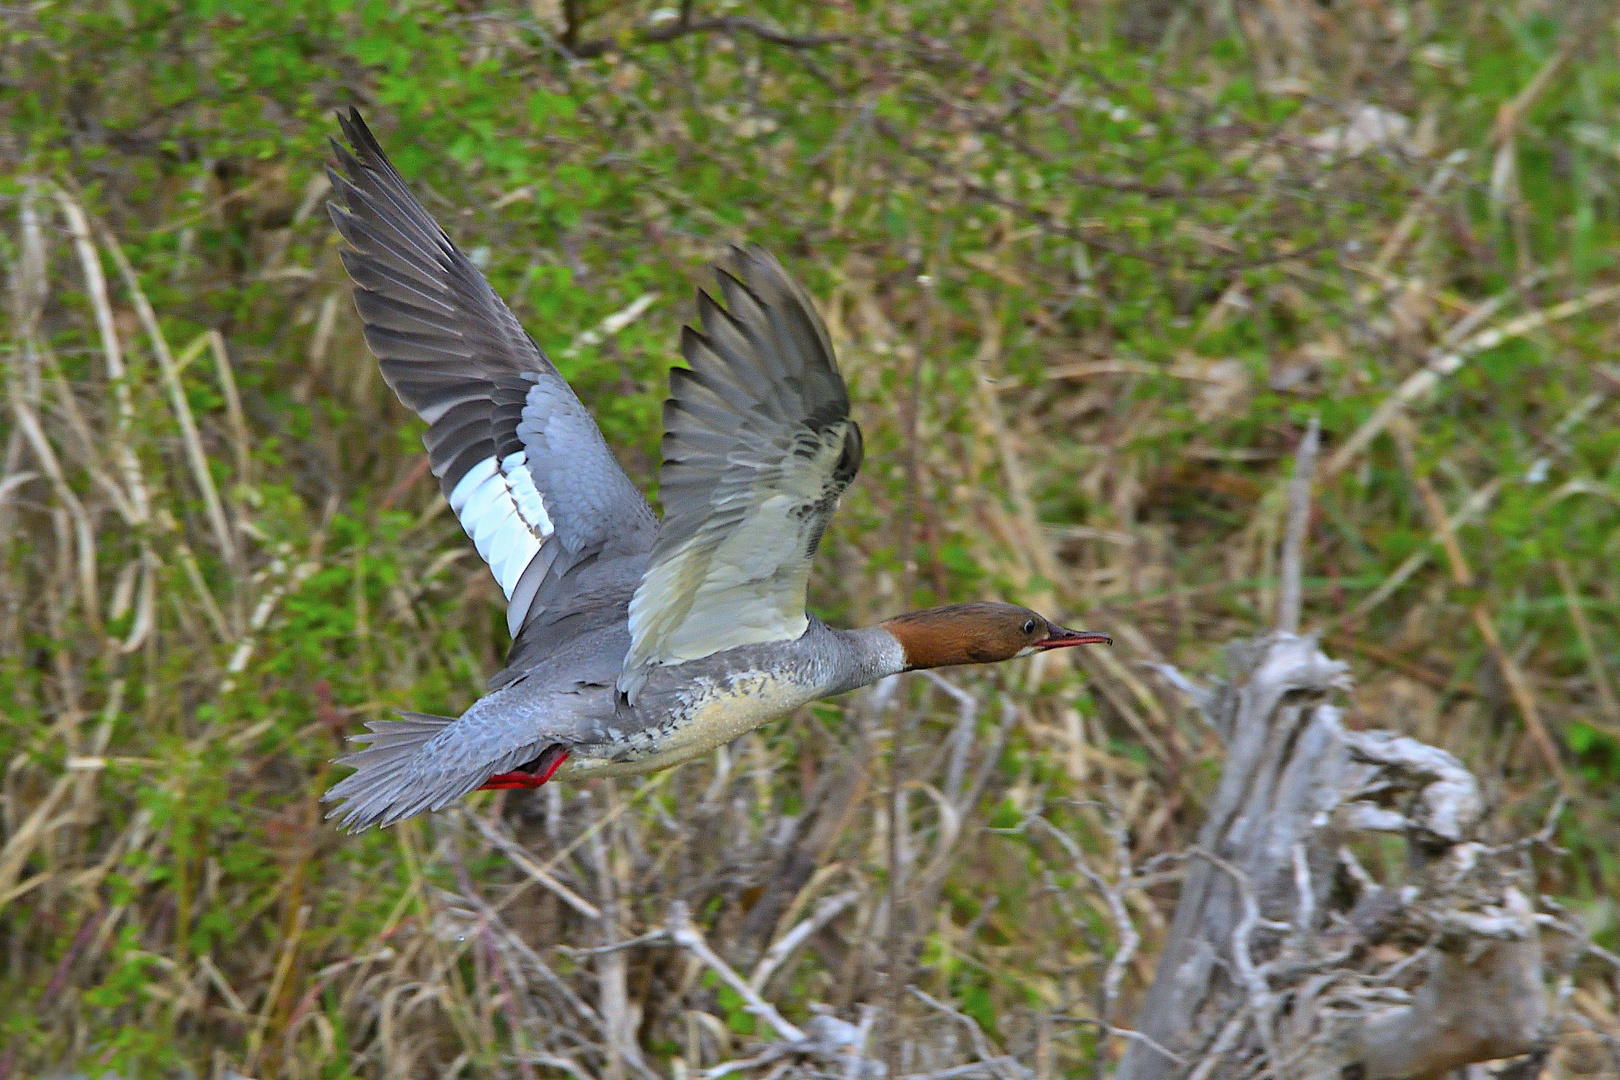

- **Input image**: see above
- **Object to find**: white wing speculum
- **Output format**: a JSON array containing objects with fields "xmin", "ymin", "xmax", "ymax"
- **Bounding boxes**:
[{"xmin": 446, "ymin": 452, "xmax": 555, "ymax": 603}]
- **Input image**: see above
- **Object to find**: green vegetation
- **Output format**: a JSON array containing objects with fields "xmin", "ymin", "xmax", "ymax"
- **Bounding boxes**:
[{"xmin": 1, "ymin": 0, "xmax": 1617, "ymax": 1075}]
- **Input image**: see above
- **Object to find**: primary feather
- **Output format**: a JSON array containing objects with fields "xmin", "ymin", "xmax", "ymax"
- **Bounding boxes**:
[{"xmin": 621, "ymin": 248, "xmax": 862, "ymax": 698}]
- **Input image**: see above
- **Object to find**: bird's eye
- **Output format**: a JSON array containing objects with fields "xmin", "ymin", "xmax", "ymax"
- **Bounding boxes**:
[{"xmin": 1022, "ymin": 619, "xmax": 1036, "ymax": 635}]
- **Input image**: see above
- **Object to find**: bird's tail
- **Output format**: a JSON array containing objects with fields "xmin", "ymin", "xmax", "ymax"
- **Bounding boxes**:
[{"xmin": 321, "ymin": 712, "xmax": 456, "ymax": 831}]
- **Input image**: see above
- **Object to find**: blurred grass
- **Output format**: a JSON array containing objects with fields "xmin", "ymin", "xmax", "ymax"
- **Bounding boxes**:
[{"xmin": 2, "ymin": 0, "xmax": 1619, "ymax": 1075}]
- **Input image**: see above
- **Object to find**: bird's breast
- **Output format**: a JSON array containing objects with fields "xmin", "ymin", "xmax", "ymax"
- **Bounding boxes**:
[{"xmin": 558, "ymin": 667, "xmax": 822, "ymax": 779}]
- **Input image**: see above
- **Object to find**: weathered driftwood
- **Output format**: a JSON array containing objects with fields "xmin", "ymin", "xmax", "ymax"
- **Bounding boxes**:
[
  {"xmin": 1117, "ymin": 633, "xmax": 1548, "ymax": 1080},
  {"xmin": 1118, "ymin": 426, "xmax": 1551, "ymax": 1080}
]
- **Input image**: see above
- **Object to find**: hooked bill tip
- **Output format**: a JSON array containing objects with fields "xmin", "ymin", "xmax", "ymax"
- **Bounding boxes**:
[{"xmin": 1034, "ymin": 627, "xmax": 1112, "ymax": 649}]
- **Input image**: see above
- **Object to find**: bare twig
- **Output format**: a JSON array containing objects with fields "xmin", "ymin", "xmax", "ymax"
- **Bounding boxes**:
[
  {"xmin": 1025, "ymin": 815, "xmax": 1138, "ymax": 1032},
  {"xmin": 1051, "ymin": 1018, "xmax": 1186, "ymax": 1068},
  {"xmin": 908, "ymin": 988, "xmax": 1012, "ymax": 1076},
  {"xmin": 465, "ymin": 811, "xmax": 603, "ymax": 920},
  {"xmin": 1189, "ymin": 848, "xmax": 1286, "ymax": 1072},
  {"xmin": 1276, "ymin": 417, "xmax": 1319, "ymax": 635},
  {"xmin": 1182, "ymin": 1012, "xmax": 1249, "ymax": 1080},
  {"xmin": 749, "ymin": 890, "xmax": 859, "ymax": 993},
  {"xmin": 571, "ymin": 11, "xmax": 847, "ymax": 58},
  {"xmin": 900, "ymin": 1058, "xmax": 1026, "ymax": 1080},
  {"xmin": 668, "ymin": 902, "xmax": 807, "ymax": 1043}
]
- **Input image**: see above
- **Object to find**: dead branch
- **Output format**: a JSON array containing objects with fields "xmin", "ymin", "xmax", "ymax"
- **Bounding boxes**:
[
  {"xmin": 1116, "ymin": 439, "xmax": 1557, "ymax": 1080},
  {"xmin": 565, "ymin": 7, "xmax": 847, "ymax": 59}
]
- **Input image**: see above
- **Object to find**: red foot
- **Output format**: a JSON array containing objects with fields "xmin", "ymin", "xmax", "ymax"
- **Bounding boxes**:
[{"xmin": 478, "ymin": 749, "xmax": 570, "ymax": 791}]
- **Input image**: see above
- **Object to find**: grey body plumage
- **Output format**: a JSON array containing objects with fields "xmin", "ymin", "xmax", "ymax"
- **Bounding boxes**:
[{"xmin": 323, "ymin": 611, "xmax": 905, "ymax": 831}]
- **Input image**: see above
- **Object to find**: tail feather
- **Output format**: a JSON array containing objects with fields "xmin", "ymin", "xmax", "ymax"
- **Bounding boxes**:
[
  {"xmin": 323, "ymin": 712, "xmax": 464, "ymax": 832},
  {"xmin": 331, "ymin": 714, "xmax": 455, "ymax": 771},
  {"xmin": 322, "ymin": 711, "xmax": 552, "ymax": 832}
]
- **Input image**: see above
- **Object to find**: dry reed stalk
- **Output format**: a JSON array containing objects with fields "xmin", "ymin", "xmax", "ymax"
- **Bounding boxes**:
[
  {"xmin": 8, "ymin": 397, "xmax": 100, "ymax": 630},
  {"xmin": 97, "ymin": 223, "xmax": 239, "ymax": 568},
  {"xmin": 1552, "ymin": 558, "xmax": 1620, "ymax": 731},
  {"xmin": 1338, "ymin": 477, "xmax": 1502, "ymax": 629},
  {"xmin": 1389, "ymin": 416, "xmax": 1564, "ymax": 780},
  {"xmin": 52, "ymin": 187, "xmax": 151, "ymax": 526},
  {"xmin": 1323, "ymin": 282, "xmax": 1620, "ymax": 479}
]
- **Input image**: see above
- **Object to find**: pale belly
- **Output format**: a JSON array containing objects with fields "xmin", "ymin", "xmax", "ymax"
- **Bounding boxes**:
[{"xmin": 556, "ymin": 673, "xmax": 819, "ymax": 779}]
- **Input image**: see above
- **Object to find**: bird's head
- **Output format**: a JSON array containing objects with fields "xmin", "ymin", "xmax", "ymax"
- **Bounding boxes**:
[{"xmin": 880, "ymin": 602, "xmax": 1111, "ymax": 671}]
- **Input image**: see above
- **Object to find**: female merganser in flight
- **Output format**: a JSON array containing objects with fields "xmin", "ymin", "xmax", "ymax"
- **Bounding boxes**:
[{"xmin": 321, "ymin": 110, "xmax": 1110, "ymax": 831}]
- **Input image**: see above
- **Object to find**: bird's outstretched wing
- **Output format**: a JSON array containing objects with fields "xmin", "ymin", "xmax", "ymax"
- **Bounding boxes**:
[
  {"xmin": 327, "ymin": 109, "xmax": 656, "ymax": 652},
  {"xmin": 621, "ymin": 246, "xmax": 861, "ymax": 697}
]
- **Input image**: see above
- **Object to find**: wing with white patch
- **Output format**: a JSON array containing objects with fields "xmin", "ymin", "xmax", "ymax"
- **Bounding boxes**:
[
  {"xmin": 327, "ymin": 109, "xmax": 656, "ymax": 646},
  {"xmin": 621, "ymin": 246, "xmax": 861, "ymax": 696}
]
